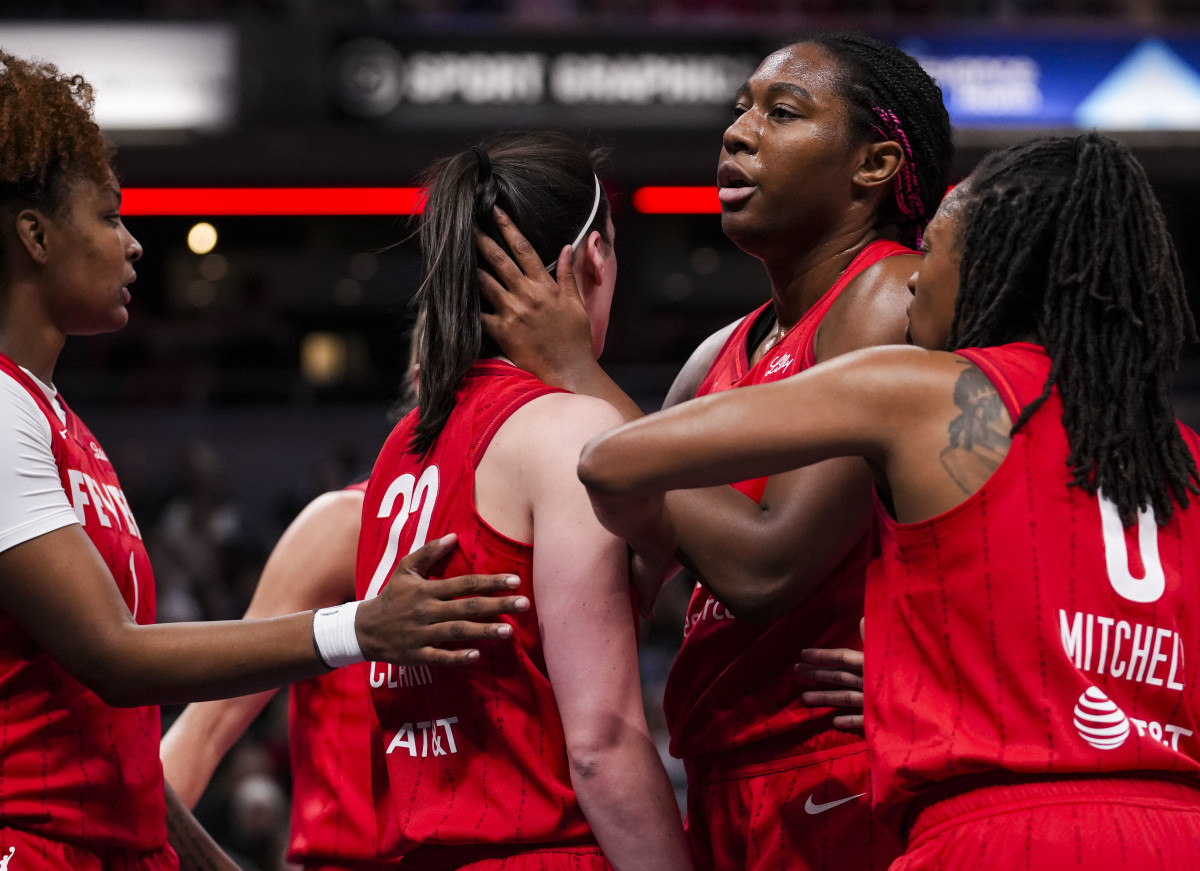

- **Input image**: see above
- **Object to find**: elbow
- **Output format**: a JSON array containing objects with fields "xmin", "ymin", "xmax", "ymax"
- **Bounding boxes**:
[
  {"xmin": 577, "ymin": 433, "xmax": 625, "ymax": 495},
  {"xmin": 568, "ymin": 746, "xmax": 606, "ymax": 783},
  {"xmin": 564, "ymin": 718, "xmax": 640, "ymax": 783},
  {"xmin": 566, "ymin": 729, "xmax": 618, "ymax": 780},
  {"xmin": 696, "ymin": 566, "xmax": 799, "ymax": 625}
]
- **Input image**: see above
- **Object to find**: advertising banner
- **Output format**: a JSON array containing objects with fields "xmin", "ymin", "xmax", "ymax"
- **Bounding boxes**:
[{"xmin": 899, "ymin": 33, "xmax": 1200, "ymax": 129}]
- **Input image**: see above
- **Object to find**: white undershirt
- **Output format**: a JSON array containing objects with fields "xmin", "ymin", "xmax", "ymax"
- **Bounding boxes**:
[{"xmin": 0, "ymin": 368, "xmax": 80, "ymax": 555}]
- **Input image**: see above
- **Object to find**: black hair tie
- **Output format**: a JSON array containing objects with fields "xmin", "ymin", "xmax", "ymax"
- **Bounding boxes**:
[{"xmin": 471, "ymin": 145, "xmax": 492, "ymax": 183}]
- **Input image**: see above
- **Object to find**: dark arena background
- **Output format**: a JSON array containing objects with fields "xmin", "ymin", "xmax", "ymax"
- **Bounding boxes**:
[{"xmin": 4, "ymin": 1, "xmax": 1200, "ymax": 865}]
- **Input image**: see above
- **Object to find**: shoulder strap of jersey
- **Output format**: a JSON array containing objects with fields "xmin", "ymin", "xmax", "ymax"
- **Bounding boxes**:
[
  {"xmin": 954, "ymin": 344, "xmax": 1048, "ymax": 421},
  {"xmin": 813, "ymin": 239, "xmax": 917, "ymax": 322},
  {"xmin": 797, "ymin": 240, "xmax": 918, "ymax": 370},
  {"xmin": 468, "ymin": 362, "xmax": 569, "ymax": 468},
  {"xmin": 694, "ymin": 302, "xmax": 772, "ymax": 398}
]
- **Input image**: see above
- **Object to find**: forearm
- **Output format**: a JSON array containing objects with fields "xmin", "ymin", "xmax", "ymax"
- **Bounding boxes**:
[
  {"xmin": 587, "ymin": 470, "xmax": 846, "ymax": 622},
  {"xmin": 665, "ymin": 486, "xmax": 809, "ymax": 620},
  {"xmin": 579, "ymin": 378, "xmax": 883, "ymax": 619},
  {"xmin": 160, "ymin": 690, "xmax": 276, "ymax": 808},
  {"xmin": 165, "ymin": 781, "xmax": 241, "ymax": 871},
  {"xmin": 570, "ymin": 733, "xmax": 692, "ymax": 871},
  {"xmin": 99, "ymin": 612, "xmax": 328, "ymax": 707}
]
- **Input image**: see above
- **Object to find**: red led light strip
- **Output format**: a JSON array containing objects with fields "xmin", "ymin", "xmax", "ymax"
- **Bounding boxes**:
[
  {"xmin": 631, "ymin": 186, "xmax": 720, "ymax": 214},
  {"xmin": 119, "ymin": 186, "xmax": 721, "ymax": 216},
  {"xmin": 120, "ymin": 188, "xmax": 427, "ymax": 216}
]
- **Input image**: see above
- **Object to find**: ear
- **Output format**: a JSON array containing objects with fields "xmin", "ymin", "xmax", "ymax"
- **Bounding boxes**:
[
  {"xmin": 14, "ymin": 207, "xmax": 52, "ymax": 265},
  {"xmin": 853, "ymin": 140, "xmax": 905, "ymax": 191},
  {"xmin": 578, "ymin": 229, "xmax": 609, "ymax": 294}
]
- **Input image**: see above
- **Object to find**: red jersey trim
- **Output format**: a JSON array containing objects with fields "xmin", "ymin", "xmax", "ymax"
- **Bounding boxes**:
[
  {"xmin": 800, "ymin": 239, "xmax": 916, "ymax": 369},
  {"xmin": 694, "ymin": 239, "xmax": 917, "ymax": 505},
  {"xmin": 872, "ymin": 345, "xmax": 1050, "ymax": 539},
  {"xmin": 464, "ymin": 361, "xmax": 570, "ymax": 555},
  {"xmin": 956, "ymin": 342, "xmax": 1043, "ymax": 421},
  {"xmin": 467, "ymin": 360, "xmax": 567, "ymax": 467}
]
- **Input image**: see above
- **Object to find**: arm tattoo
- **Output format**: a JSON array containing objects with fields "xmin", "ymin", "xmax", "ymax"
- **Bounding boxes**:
[{"xmin": 939, "ymin": 363, "xmax": 1012, "ymax": 494}]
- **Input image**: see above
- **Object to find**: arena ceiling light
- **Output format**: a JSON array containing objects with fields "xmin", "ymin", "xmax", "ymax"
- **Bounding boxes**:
[
  {"xmin": 121, "ymin": 188, "xmax": 427, "ymax": 216},
  {"xmin": 1, "ymin": 23, "xmax": 236, "ymax": 132}
]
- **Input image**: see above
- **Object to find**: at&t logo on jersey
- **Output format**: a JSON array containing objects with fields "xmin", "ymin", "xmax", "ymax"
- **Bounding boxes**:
[
  {"xmin": 387, "ymin": 716, "xmax": 460, "ymax": 757},
  {"xmin": 1071, "ymin": 685, "xmax": 1194, "ymax": 752},
  {"xmin": 1073, "ymin": 686, "xmax": 1130, "ymax": 750}
]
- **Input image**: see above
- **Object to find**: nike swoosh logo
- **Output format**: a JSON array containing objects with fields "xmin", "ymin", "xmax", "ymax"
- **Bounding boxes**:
[
  {"xmin": 59, "ymin": 429, "xmax": 69, "ymax": 439},
  {"xmin": 804, "ymin": 792, "xmax": 866, "ymax": 815}
]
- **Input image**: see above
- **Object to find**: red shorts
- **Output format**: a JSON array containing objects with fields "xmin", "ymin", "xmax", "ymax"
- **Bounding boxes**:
[
  {"xmin": 0, "ymin": 828, "xmax": 178, "ymax": 871},
  {"xmin": 894, "ymin": 776, "xmax": 1200, "ymax": 871},
  {"xmin": 389, "ymin": 845, "xmax": 608, "ymax": 871},
  {"xmin": 449, "ymin": 849, "xmax": 608, "ymax": 871},
  {"xmin": 684, "ymin": 732, "xmax": 900, "ymax": 871}
]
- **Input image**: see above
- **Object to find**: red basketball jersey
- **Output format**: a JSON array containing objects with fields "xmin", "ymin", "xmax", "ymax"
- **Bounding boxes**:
[
  {"xmin": 287, "ymin": 481, "xmax": 378, "ymax": 868},
  {"xmin": 664, "ymin": 240, "xmax": 914, "ymax": 759},
  {"xmin": 866, "ymin": 342, "xmax": 1200, "ymax": 832},
  {"xmin": 355, "ymin": 361, "xmax": 600, "ymax": 862},
  {"xmin": 0, "ymin": 354, "xmax": 166, "ymax": 852}
]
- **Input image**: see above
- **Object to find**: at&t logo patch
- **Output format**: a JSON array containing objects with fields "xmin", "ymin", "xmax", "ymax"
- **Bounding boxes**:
[{"xmin": 1073, "ymin": 686, "xmax": 1130, "ymax": 750}]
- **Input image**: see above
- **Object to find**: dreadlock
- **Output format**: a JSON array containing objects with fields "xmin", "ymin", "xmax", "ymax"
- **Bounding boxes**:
[
  {"xmin": 801, "ymin": 33, "xmax": 953, "ymax": 248},
  {"xmin": 949, "ymin": 132, "xmax": 1198, "ymax": 527}
]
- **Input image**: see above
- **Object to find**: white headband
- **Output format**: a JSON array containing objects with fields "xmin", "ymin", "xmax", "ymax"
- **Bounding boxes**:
[{"xmin": 545, "ymin": 174, "xmax": 603, "ymax": 271}]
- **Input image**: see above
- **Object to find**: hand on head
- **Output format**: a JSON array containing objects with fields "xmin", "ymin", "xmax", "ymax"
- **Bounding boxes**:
[{"xmin": 476, "ymin": 206, "xmax": 595, "ymax": 385}]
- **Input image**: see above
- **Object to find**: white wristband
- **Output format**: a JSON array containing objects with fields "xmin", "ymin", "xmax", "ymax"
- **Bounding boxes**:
[{"xmin": 312, "ymin": 601, "xmax": 365, "ymax": 668}]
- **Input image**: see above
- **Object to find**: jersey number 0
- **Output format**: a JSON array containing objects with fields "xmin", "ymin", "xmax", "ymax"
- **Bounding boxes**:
[{"xmin": 1098, "ymin": 492, "xmax": 1165, "ymax": 604}]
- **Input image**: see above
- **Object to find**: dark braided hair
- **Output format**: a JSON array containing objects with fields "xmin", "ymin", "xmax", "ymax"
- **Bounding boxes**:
[
  {"xmin": 949, "ymin": 132, "xmax": 1199, "ymax": 526},
  {"xmin": 409, "ymin": 131, "xmax": 610, "ymax": 456},
  {"xmin": 802, "ymin": 33, "xmax": 953, "ymax": 249}
]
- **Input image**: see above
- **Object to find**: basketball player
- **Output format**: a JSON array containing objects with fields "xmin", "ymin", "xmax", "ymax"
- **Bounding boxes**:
[
  {"xmin": 160, "ymin": 481, "xmax": 379, "ymax": 869},
  {"xmin": 577, "ymin": 132, "xmax": 1200, "ymax": 868},
  {"xmin": 162, "ymin": 328, "xmax": 423, "ymax": 870},
  {"xmin": 0, "ymin": 52, "xmax": 523, "ymax": 870},
  {"xmin": 358, "ymin": 132, "xmax": 692, "ymax": 870},
  {"xmin": 477, "ymin": 34, "xmax": 952, "ymax": 870}
]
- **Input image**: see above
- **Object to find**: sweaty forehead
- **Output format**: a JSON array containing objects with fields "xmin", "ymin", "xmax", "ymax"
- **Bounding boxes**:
[
  {"xmin": 925, "ymin": 201, "xmax": 966, "ymax": 252},
  {"xmin": 931, "ymin": 182, "xmax": 972, "ymax": 238},
  {"xmin": 750, "ymin": 43, "xmax": 845, "ymax": 99}
]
